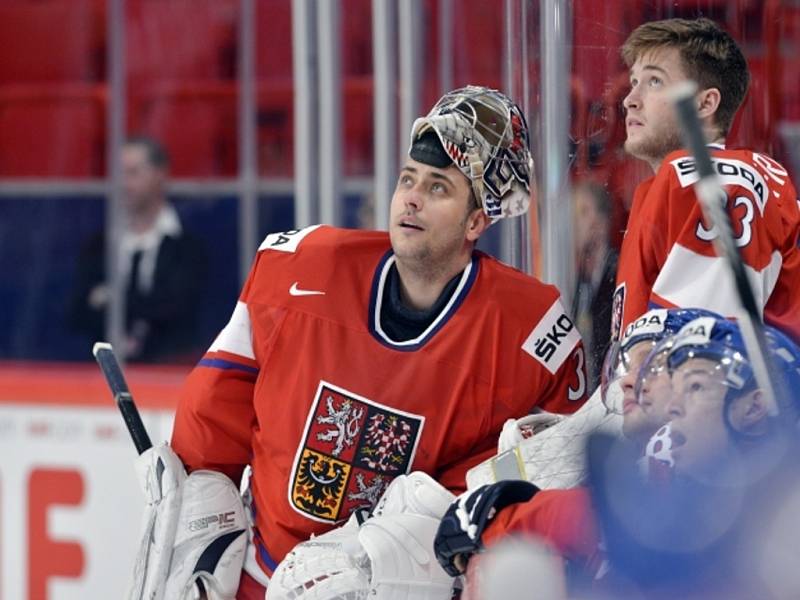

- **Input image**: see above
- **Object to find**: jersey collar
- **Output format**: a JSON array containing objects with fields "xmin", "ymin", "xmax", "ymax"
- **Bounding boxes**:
[{"xmin": 368, "ymin": 251, "xmax": 480, "ymax": 351}]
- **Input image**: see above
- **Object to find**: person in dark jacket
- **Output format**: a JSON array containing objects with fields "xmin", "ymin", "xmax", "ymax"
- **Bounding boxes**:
[{"xmin": 69, "ymin": 136, "xmax": 206, "ymax": 363}]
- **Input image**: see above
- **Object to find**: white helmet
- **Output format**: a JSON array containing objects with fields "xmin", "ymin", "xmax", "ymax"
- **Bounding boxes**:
[{"xmin": 409, "ymin": 85, "xmax": 534, "ymax": 222}]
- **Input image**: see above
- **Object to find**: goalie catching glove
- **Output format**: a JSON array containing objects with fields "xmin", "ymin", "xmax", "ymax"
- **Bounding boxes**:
[
  {"xmin": 267, "ymin": 471, "xmax": 458, "ymax": 600},
  {"xmin": 433, "ymin": 479, "xmax": 539, "ymax": 577},
  {"xmin": 129, "ymin": 443, "xmax": 248, "ymax": 600}
]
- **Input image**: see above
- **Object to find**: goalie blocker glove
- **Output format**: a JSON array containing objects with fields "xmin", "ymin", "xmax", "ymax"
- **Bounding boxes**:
[
  {"xmin": 130, "ymin": 443, "xmax": 248, "ymax": 600},
  {"xmin": 433, "ymin": 480, "xmax": 539, "ymax": 577}
]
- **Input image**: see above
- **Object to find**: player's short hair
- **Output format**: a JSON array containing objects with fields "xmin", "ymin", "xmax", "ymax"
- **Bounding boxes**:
[
  {"xmin": 621, "ymin": 17, "xmax": 749, "ymax": 138},
  {"xmin": 125, "ymin": 135, "xmax": 170, "ymax": 170}
]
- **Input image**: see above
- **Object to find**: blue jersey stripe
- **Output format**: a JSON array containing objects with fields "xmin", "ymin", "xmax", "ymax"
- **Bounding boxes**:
[
  {"xmin": 257, "ymin": 540, "xmax": 279, "ymax": 572},
  {"xmin": 198, "ymin": 357, "xmax": 259, "ymax": 375}
]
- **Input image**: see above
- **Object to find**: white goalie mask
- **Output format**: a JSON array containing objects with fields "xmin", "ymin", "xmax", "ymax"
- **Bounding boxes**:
[{"xmin": 409, "ymin": 85, "xmax": 534, "ymax": 223}]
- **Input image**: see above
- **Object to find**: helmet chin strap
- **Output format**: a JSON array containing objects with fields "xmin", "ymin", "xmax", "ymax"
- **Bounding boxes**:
[{"xmin": 468, "ymin": 154, "xmax": 485, "ymax": 211}]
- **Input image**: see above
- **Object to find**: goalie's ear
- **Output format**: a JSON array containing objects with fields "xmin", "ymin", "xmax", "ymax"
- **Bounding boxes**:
[{"xmin": 465, "ymin": 207, "xmax": 490, "ymax": 243}]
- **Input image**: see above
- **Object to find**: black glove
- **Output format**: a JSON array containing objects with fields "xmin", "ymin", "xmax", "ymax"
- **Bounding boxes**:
[{"xmin": 433, "ymin": 479, "xmax": 539, "ymax": 577}]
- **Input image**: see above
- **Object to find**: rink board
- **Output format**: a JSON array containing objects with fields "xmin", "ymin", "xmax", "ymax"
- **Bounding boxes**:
[{"xmin": 0, "ymin": 362, "xmax": 185, "ymax": 600}]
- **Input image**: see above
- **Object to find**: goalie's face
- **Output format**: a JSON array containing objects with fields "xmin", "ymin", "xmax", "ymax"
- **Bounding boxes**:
[{"xmin": 389, "ymin": 158, "xmax": 488, "ymax": 271}]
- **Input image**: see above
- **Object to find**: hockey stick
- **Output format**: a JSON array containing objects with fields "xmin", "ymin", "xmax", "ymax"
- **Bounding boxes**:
[
  {"xmin": 670, "ymin": 81, "xmax": 787, "ymax": 418},
  {"xmin": 93, "ymin": 342, "xmax": 153, "ymax": 454}
]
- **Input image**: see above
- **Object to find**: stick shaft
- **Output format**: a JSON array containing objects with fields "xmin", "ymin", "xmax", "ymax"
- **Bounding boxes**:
[{"xmin": 93, "ymin": 342, "xmax": 153, "ymax": 454}]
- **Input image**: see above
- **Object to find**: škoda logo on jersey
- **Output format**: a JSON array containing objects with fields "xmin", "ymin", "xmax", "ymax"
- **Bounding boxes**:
[
  {"xmin": 288, "ymin": 381, "xmax": 424, "ymax": 523},
  {"xmin": 522, "ymin": 299, "xmax": 581, "ymax": 374}
]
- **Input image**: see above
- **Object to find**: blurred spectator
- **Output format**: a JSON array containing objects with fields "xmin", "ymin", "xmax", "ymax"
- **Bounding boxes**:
[
  {"xmin": 571, "ymin": 182, "xmax": 618, "ymax": 389},
  {"xmin": 68, "ymin": 136, "xmax": 207, "ymax": 363}
]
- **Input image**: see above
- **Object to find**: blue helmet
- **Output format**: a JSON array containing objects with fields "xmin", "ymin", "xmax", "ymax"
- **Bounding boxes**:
[
  {"xmin": 601, "ymin": 307, "xmax": 724, "ymax": 411},
  {"xmin": 664, "ymin": 316, "xmax": 800, "ymax": 419}
]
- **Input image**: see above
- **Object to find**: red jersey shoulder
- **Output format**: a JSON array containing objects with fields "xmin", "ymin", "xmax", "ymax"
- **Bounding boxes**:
[
  {"xmin": 475, "ymin": 251, "xmax": 561, "ymax": 317},
  {"xmin": 661, "ymin": 147, "xmax": 794, "ymax": 198},
  {"xmin": 257, "ymin": 225, "xmax": 389, "ymax": 258},
  {"xmin": 473, "ymin": 255, "xmax": 582, "ymax": 377}
]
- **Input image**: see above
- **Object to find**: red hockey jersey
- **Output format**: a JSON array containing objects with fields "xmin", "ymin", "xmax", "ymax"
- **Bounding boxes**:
[
  {"xmin": 171, "ymin": 226, "xmax": 587, "ymax": 574},
  {"xmin": 614, "ymin": 147, "xmax": 800, "ymax": 341},
  {"xmin": 481, "ymin": 487, "xmax": 601, "ymax": 569}
]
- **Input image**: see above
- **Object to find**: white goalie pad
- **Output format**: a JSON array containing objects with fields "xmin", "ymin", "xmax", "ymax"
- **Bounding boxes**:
[
  {"xmin": 129, "ymin": 443, "xmax": 247, "ymax": 600},
  {"xmin": 467, "ymin": 387, "xmax": 623, "ymax": 490},
  {"xmin": 267, "ymin": 472, "xmax": 457, "ymax": 600}
]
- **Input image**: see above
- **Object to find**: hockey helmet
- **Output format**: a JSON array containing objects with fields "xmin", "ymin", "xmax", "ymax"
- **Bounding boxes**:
[
  {"xmin": 601, "ymin": 307, "xmax": 723, "ymax": 412},
  {"xmin": 655, "ymin": 317, "xmax": 800, "ymax": 420}
]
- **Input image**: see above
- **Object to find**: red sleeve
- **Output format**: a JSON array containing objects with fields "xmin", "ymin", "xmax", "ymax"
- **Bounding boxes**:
[
  {"xmin": 171, "ymin": 258, "xmax": 262, "ymax": 484},
  {"xmin": 616, "ymin": 173, "xmax": 679, "ymax": 333},
  {"xmin": 764, "ymin": 178, "xmax": 800, "ymax": 342},
  {"xmin": 535, "ymin": 341, "xmax": 589, "ymax": 416},
  {"xmin": 481, "ymin": 487, "xmax": 600, "ymax": 566},
  {"xmin": 436, "ymin": 445, "xmax": 498, "ymax": 496}
]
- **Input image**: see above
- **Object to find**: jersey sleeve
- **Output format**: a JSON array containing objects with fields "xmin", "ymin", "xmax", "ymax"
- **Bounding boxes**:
[
  {"xmin": 520, "ymin": 295, "xmax": 589, "ymax": 415},
  {"xmin": 170, "ymin": 255, "xmax": 263, "ymax": 484},
  {"xmin": 435, "ymin": 293, "xmax": 588, "ymax": 494},
  {"xmin": 481, "ymin": 487, "xmax": 600, "ymax": 567},
  {"xmin": 615, "ymin": 175, "xmax": 672, "ymax": 337},
  {"xmin": 763, "ymin": 178, "xmax": 800, "ymax": 342}
]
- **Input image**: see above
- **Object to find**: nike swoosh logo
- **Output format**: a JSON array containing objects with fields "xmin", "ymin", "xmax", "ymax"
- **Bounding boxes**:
[{"xmin": 289, "ymin": 282, "xmax": 326, "ymax": 296}]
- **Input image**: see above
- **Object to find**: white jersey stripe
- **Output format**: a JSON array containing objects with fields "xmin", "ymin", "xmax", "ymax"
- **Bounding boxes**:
[
  {"xmin": 651, "ymin": 244, "xmax": 782, "ymax": 318},
  {"xmin": 208, "ymin": 301, "xmax": 256, "ymax": 359}
]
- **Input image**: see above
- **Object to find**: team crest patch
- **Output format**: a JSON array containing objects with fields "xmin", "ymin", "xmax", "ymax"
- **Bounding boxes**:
[{"xmin": 289, "ymin": 381, "xmax": 425, "ymax": 523}]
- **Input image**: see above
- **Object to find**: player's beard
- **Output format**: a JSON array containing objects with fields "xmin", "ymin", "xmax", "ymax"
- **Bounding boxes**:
[
  {"xmin": 624, "ymin": 126, "xmax": 684, "ymax": 168},
  {"xmin": 392, "ymin": 210, "xmax": 472, "ymax": 280}
]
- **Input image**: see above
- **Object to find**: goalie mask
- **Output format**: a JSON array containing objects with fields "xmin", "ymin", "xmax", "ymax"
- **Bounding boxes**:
[{"xmin": 409, "ymin": 85, "xmax": 533, "ymax": 222}]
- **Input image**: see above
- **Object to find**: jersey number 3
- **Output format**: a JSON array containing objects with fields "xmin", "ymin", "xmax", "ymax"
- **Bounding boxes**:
[{"xmin": 695, "ymin": 190, "xmax": 755, "ymax": 248}]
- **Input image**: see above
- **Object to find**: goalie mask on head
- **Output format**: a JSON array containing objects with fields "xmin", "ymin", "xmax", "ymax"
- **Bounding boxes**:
[{"xmin": 409, "ymin": 85, "xmax": 533, "ymax": 223}]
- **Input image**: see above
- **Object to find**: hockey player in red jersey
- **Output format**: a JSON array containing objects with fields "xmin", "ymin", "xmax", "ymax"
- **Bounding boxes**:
[
  {"xmin": 153, "ymin": 86, "xmax": 588, "ymax": 598},
  {"xmin": 612, "ymin": 17, "xmax": 800, "ymax": 342}
]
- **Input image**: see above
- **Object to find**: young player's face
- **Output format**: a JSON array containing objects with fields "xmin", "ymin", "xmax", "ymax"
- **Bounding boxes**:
[
  {"xmin": 389, "ymin": 158, "xmax": 482, "ymax": 267},
  {"xmin": 623, "ymin": 46, "xmax": 688, "ymax": 169},
  {"xmin": 621, "ymin": 340, "xmax": 672, "ymax": 446},
  {"xmin": 666, "ymin": 358, "xmax": 734, "ymax": 479}
]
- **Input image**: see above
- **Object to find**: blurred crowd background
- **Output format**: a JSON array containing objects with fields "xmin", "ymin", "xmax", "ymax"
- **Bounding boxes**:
[{"xmin": 1, "ymin": 0, "xmax": 799, "ymax": 366}]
